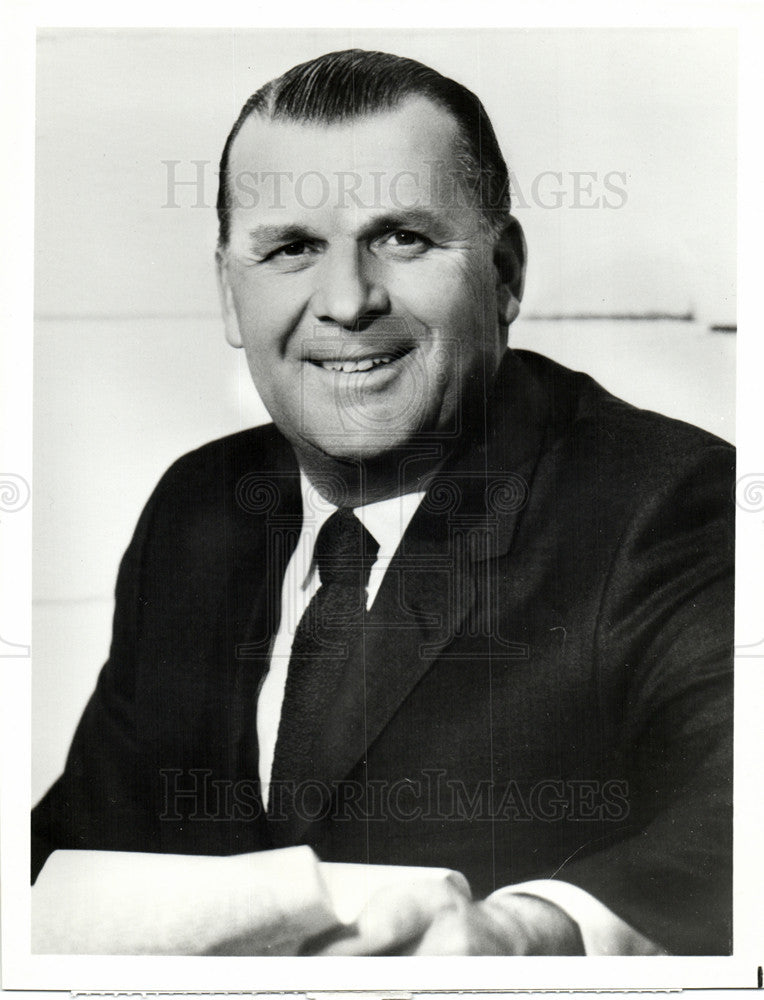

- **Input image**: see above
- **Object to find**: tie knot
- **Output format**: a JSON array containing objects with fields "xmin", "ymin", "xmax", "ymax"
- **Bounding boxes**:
[{"xmin": 314, "ymin": 508, "xmax": 379, "ymax": 588}]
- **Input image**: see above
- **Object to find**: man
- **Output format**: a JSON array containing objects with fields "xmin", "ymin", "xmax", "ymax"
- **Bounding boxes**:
[{"xmin": 31, "ymin": 49, "xmax": 734, "ymax": 956}]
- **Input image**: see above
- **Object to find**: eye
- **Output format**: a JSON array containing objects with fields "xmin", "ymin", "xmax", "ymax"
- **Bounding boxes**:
[
  {"xmin": 261, "ymin": 240, "xmax": 320, "ymax": 269},
  {"xmin": 274, "ymin": 241, "xmax": 309, "ymax": 258},
  {"xmin": 387, "ymin": 230, "xmax": 427, "ymax": 247},
  {"xmin": 376, "ymin": 229, "xmax": 432, "ymax": 256}
]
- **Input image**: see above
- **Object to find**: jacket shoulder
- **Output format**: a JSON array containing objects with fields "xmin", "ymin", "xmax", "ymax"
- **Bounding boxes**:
[
  {"xmin": 506, "ymin": 349, "xmax": 735, "ymax": 553},
  {"xmin": 512, "ymin": 348, "xmax": 735, "ymax": 479},
  {"xmin": 128, "ymin": 422, "xmax": 299, "ymax": 559},
  {"xmin": 161, "ymin": 422, "xmax": 289, "ymax": 478}
]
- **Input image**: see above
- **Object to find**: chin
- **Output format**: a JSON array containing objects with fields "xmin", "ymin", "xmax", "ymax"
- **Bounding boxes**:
[{"xmin": 314, "ymin": 433, "xmax": 413, "ymax": 463}]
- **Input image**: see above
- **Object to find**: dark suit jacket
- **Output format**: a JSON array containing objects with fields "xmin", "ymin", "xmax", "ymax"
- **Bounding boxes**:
[{"xmin": 32, "ymin": 349, "xmax": 735, "ymax": 955}]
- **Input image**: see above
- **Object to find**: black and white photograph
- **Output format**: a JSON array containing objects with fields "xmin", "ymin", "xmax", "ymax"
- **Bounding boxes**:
[{"xmin": 1, "ymin": 9, "xmax": 762, "ymax": 993}]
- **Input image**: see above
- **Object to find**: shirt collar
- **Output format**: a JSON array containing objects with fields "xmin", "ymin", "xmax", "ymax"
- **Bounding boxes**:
[
  {"xmin": 297, "ymin": 470, "xmax": 425, "ymax": 589},
  {"xmin": 354, "ymin": 490, "xmax": 425, "ymax": 561}
]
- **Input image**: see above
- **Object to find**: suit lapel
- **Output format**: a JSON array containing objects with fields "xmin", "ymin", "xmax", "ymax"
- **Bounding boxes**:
[{"xmin": 284, "ymin": 349, "xmax": 553, "ymax": 844}]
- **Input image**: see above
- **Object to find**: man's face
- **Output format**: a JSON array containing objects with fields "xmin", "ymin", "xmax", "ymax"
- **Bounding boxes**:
[{"xmin": 217, "ymin": 96, "xmax": 515, "ymax": 466}]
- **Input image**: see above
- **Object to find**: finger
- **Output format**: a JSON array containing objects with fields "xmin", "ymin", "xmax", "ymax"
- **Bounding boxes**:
[
  {"xmin": 411, "ymin": 899, "xmax": 521, "ymax": 956},
  {"xmin": 317, "ymin": 885, "xmax": 438, "ymax": 955},
  {"xmin": 319, "ymin": 879, "xmax": 466, "ymax": 956},
  {"xmin": 410, "ymin": 901, "xmax": 475, "ymax": 955}
]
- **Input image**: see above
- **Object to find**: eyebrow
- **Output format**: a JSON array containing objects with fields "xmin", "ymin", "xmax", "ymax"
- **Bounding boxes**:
[
  {"xmin": 246, "ymin": 209, "xmax": 451, "ymax": 254},
  {"xmin": 356, "ymin": 210, "xmax": 449, "ymax": 241},
  {"xmin": 247, "ymin": 225, "xmax": 319, "ymax": 254}
]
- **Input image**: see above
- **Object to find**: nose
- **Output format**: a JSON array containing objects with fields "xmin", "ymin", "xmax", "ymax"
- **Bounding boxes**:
[{"xmin": 311, "ymin": 245, "xmax": 390, "ymax": 329}]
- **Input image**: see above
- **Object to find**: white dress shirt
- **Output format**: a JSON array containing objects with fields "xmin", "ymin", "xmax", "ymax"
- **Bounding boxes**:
[
  {"xmin": 256, "ymin": 477, "xmax": 426, "ymax": 802},
  {"xmin": 256, "ymin": 472, "xmax": 663, "ymax": 955}
]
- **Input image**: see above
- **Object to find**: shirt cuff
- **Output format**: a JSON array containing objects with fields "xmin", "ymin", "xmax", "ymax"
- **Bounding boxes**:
[{"xmin": 486, "ymin": 879, "xmax": 668, "ymax": 955}]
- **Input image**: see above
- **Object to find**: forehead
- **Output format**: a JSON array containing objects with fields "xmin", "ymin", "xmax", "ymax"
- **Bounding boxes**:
[
  {"xmin": 226, "ymin": 96, "xmax": 464, "ymax": 218},
  {"xmin": 230, "ymin": 95, "xmax": 460, "ymax": 175}
]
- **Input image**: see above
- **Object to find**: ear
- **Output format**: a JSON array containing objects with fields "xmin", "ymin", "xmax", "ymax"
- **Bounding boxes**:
[
  {"xmin": 215, "ymin": 248, "xmax": 244, "ymax": 348},
  {"xmin": 493, "ymin": 216, "xmax": 527, "ymax": 328}
]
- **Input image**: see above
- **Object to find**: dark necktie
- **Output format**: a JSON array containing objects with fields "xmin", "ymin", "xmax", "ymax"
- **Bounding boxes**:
[{"xmin": 269, "ymin": 507, "xmax": 379, "ymax": 822}]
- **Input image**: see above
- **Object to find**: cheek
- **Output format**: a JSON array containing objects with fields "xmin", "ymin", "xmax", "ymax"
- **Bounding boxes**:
[
  {"xmin": 232, "ymin": 275, "xmax": 309, "ymax": 353},
  {"xmin": 392, "ymin": 256, "xmax": 494, "ymax": 325}
]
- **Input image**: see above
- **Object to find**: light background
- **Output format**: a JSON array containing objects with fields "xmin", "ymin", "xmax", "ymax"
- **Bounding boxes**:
[{"xmin": 32, "ymin": 28, "xmax": 736, "ymax": 802}]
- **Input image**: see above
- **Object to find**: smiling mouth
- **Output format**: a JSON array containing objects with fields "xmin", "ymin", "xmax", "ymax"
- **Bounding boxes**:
[{"xmin": 308, "ymin": 347, "xmax": 413, "ymax": 374}]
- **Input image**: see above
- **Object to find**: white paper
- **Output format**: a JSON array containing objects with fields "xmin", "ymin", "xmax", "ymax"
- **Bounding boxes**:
[
  {"xmin": 32, "ymin": 846, "xmax": 336, "ymax": 955},
  {"xmin": 32, "ymin": 846, "xmax": 471, "ymax": 956}
]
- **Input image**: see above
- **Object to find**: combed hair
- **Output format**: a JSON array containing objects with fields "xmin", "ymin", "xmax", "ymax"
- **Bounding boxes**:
[{"xmin": 216, "ymin": 48, "xmax": 511, "ymax": 246}]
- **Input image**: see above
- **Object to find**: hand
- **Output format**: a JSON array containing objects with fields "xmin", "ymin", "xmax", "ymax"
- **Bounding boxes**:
[
  {"xmin": 407, "ymin": 892, "xmax": 585, "ymax": 955},
  {"xmin": 306, "ymin": 880, "xmax": 584, "ymax": 956}
]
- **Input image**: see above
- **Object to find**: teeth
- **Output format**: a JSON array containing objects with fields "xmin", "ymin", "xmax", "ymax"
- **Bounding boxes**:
[{"xmin": 319, "ymin": 355, "xmax": 395, "ymax": 373}]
